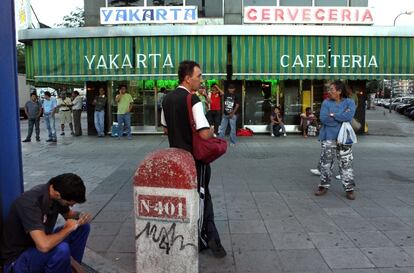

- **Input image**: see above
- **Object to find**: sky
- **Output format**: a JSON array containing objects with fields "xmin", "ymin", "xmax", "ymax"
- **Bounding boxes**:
[
  {"xmin": 27, "ymin": 0, "xmax": 414, "ymax": 27},
  {"xmin": 30, "ymin": 0, "xmax": 84, "ymax": 27}
]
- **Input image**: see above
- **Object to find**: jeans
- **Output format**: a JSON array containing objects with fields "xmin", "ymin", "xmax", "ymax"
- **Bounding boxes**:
[
  {"xmin": 94, "ymin": 110, "xmax": 105, "ymax": 136},
  {"xmin": 26, "ymin": 117, "xmax": 40, "ymax": 140},
  {"xmin": 44, "ymin": 113, "xmax": 56, "ymax": 140},
  {"xmin": 3, "ymin": 224, "xmax": 90, "ymax": 273},
  {"xmin": 218, "ymin": 114, "xmax": 237, "ymax": 144},
  {"xmin": 117, "ymin": 112, "xmax": 131, "ymax": 138}
]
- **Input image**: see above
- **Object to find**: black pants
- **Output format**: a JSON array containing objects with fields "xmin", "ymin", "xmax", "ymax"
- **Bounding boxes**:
[
  {"xmin": 206, "ymin": 110, "xmax": 221, "ymax": 134},
  {"xmin": 272, "ymin": 124, "xmax": 281, "ymax": 136},
  {"xmin": 72, "ymin": 109, "xmax": 82, "ymax": 136},
  {"xmin": 195, "ymin": 161, "xmax": 220, "ymax": 246}
]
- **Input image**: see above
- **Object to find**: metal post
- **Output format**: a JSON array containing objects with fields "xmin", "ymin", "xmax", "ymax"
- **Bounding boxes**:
[{"xmin": 0, "ymin": 0, "xmax": 24, "ymax": 222}]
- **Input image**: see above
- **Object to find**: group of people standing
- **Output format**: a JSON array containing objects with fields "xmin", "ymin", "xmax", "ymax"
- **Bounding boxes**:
[
  {"xmin": 190, "ymin": 82, "xmax": 240, "ymax": 146},
  {"xmin": 22, "ymin": 88, "xmax": 109, "ymax": 143},
  {"xmin": 22, "ymin": 91, "xmax": 84, "ymax": 143}
]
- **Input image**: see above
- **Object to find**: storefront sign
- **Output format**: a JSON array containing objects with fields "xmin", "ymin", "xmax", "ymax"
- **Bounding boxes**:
[
  {"xmin": 100, "ymin": 6, "xmax": 198, "ymax": 24},
  {"xmin": 244, "ymin": 6, "xmax": 374, "ymax": 25},
  {"xmin": 84, "ymin": 53, "xmax": 174, "ymax": 69},
  {"xmin": 280, "ymin": 54, "xmax": 378, "ymax": 68},
  {"xmin": 15, "ymin": 0, "xmax": 31, "ymax": 30}
]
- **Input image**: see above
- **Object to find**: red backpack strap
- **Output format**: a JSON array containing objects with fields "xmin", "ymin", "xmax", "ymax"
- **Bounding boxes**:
[{"xmin": 186, "ymin": 93, "xmax": 197, "ymax": 133}]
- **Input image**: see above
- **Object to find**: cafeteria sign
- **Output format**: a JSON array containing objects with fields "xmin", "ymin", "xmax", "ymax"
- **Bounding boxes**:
[
  {"xmin": 100, "ymin": 6, "xmax": 198, "ymax": 24},
  {"xmin": 244, "ymin": 6, "xmax": 374, "ymax": 25}
]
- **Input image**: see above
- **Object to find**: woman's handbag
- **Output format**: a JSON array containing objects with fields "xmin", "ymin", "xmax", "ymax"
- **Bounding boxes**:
[
  {"xmin": 337, "ymin": 122, "xmax": 357, "ymax": 145},
  {"xmin": 351, "ymin": 118, "xmax": 362, "ymax": 132},
  {"xmin": 187, "ymin": 94, "xmax": 227, "ymax": 164}
]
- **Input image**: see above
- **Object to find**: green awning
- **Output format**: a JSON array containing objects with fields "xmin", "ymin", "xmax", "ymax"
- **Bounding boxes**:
[
  {"xmin": 232, "ymin": 36, "xmax": 330, "ymax": 80},
  {"xmin": 330, "ymin": 36, "xmax": 414, "ymax": 80},
  {"xmin": 232, "ymin": 35, "xmax": 414, "ymax": 80},
  {"xmin": 25, "ymin": 36, "xmax": 227, "ymax": 83},
  {"xmin": 134, "ymin": 36, "xmax": 227, "ymax": 79},
  {"xmin": 26, "ymin": 37, "xmax": 134, "ymax": 82}
]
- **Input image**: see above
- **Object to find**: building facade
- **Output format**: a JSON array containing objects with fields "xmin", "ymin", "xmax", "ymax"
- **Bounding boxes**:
[{"xmin": 19, "ymin": 0, "xmax": 414, "ymax": 135}]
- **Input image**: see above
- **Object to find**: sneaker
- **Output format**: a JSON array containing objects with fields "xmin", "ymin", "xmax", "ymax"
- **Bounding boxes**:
[
  {"xmin": 60, "ymin": 132, "xmax": 65, "ymax": 136},
  {"xmin": 271, "ymin": 133, "xmax": 275, "ymax": 137},
  {"xmin": 230, "ymin": 143, "xmax": 235, "ymax": 147},
  {"xmin": 310, "ymin": 169, "xmax": 321, "ymax": 176},
  {"xmin": 52, "ymin": 139, "xmax": 57, "ymax": 142},
  {"xmin": 283, "ymin": 133, "xmax": 287, "ymax": 137},
  {"xmin": 22, "ymin": 139, "xmax": 31, "ymax": 142},
  {"xmin": 46, "ymin": 139, "xmax": 53, "ymax": 142},
  {"xmin": 345, "ymin": 191, "xmax": 356, "ymax": 200},
  {"xmin": 314, "ymin": 186, "xmax": 328, "ymax": 196},
  {"xmin": 36, "ymin": 138, "xmax": 40, "ymax": 142},
  {"xmin": 335, "ymin": 175, "xmax": 341, "ymax": 180},
  {"xmin": 208, "ymin": 239, "xmax": 227, "ymax": 258}
]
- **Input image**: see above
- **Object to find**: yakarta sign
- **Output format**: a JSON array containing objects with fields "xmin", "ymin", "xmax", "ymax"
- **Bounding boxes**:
[
  {"xmin": 84, "ymin": 53, "xmax": 174, "ymax": 70},
  {"xmin": 100, "ymin": 6, "xmax": 198, "ymax": 24},
  {"xmin": 244, "ymin": 6, "xmax": 374, "ymax": 25}
]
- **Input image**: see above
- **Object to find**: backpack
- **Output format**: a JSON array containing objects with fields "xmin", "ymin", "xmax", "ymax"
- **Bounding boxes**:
[{"xmin": 236, "ymin": 127, "xmax": 254, "ymax": 136}]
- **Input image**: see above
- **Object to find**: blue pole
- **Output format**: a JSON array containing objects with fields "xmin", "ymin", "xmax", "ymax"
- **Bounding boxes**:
[{"xmin": 0, "ymin": 0, "xmax": 24, "ymax": 223}]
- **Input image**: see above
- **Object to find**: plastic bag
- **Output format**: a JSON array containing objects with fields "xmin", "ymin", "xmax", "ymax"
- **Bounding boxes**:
[{"xmin": 337, "ymin": 122, "xmax": 357, "ymax": 145}]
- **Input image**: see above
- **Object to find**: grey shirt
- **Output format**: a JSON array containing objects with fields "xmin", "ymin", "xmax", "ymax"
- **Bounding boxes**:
[{"xmin": 25, "ymin": 100, "xmax": 42, "ymax": 118}]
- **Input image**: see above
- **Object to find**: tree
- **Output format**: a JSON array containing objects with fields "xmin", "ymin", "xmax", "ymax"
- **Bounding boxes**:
[
  {"xmin": 56, "ymin": 7, "xmax": 84, "ymax": 28},
  {"xmin": 16, "ymin": 44, "xmax": 25, "ymax": 74}
]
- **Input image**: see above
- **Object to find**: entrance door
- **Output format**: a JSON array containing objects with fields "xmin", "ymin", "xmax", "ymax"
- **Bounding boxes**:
[
  {"xmin": 282, "ymin": 80, "xmax": 301, "ymax": 126},
  {"xmin": 130, "ymin": 81, "xmax": 156, "ymax": 133}
]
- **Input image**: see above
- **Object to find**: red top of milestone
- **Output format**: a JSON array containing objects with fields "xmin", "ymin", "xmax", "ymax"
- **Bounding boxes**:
[{"xmin": 133, "ymin": 148, "xmax": 197, "ymax": 189}]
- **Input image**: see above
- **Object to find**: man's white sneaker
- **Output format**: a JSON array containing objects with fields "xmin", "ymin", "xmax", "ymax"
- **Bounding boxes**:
[
  {"xmin": 283, "ymin": 133, "xmax": 287, "ymax": 137},
  {"xmin": 335, "ymin": 175, "xmax": 341, "ymax": 180},
  {"xmin": 271, "ymin": 133, "xmax": 275, "ymax": 137},
  {"xmin": 310, "ymin": 169, "xmax": 321, "ymax": 176}
]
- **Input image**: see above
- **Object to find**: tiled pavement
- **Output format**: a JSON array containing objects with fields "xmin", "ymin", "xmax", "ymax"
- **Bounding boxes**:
[{"xmin": 20, "ymin": 108, "xmax": 414, "ymax": 273}]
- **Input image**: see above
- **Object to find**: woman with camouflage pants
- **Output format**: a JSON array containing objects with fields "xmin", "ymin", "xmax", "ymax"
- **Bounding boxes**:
[{"xmin": 314, "ymin": 81, "xmax": 357, "ymax": 200}]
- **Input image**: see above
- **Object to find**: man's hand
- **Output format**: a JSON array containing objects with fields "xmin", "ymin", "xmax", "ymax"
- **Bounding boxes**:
[
  {"xmin": 77, "ymin": 212, "xmax": 92, "ymax": 226},
  {"xmin": 64, "ymin": 219, "xmax": 79, "ymax": 232}
]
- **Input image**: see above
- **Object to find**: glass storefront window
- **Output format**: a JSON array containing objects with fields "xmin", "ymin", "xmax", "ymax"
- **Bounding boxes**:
[
  {"xmin": 245, "ymin": 0, "xmax": 278, "ymax": 5},
  {"xmin": 281, "ymin": 80, "xmax": 302, "ymax": 125},
  {"xmin": 314, "ymin": 0, "xmax": 347, "ymax": 6},
  {"xmin": 280, "ymin": 0, "xmax": 312, "ymax": 6}
]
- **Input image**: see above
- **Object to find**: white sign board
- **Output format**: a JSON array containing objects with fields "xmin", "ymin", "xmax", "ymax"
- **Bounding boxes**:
[
  {"xmin": 244, "ymin": 6, "xmax": 374, "ymax": 25},
  {"xmin": 100, "ymin": 6, "xmax": 198, "ymax": 25},
  {"xmin": 15, "ymin": 0, "xmax": 31, "ymax": 30}
]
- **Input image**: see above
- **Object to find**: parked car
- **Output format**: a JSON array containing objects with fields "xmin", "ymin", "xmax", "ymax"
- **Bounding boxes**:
[{"xmin": 395, "ymin": 99, "xmax": 414, "ymax": 114}]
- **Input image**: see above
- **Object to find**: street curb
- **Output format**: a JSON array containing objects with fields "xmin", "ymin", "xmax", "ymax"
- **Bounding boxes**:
[{"xmin": 83, "ymin": 247, "xmax": 130, "ymax": 273}]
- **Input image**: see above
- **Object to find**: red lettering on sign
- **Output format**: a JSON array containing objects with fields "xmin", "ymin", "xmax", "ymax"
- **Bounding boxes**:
[
  {"xmin": 137, "ymin": 195, "xmax": 187, "ymax": 221},
  {"xmin": 247, "ymin": 8, "xmax": 257, "ymax": 20}
]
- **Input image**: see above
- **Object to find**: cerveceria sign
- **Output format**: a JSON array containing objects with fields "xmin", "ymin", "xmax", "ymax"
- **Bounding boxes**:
[
  {"xmin": 100, "ymin": 6, "xmax": 198, "ymax": 24},
  {"xmin": 244, "ymin": 6, "xmax": 374, "ymax": 25}
]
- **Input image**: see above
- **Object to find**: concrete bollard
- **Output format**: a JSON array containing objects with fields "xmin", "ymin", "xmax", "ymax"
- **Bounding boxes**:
[{"xmin": 133, "ymin": 148, "xmax": 199, "ymax": 273}]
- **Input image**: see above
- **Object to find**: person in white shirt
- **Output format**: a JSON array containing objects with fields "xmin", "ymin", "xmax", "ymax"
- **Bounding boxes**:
[{"xmin": 71, "ymin": 91, "xmax": 83, "ymax": 136}]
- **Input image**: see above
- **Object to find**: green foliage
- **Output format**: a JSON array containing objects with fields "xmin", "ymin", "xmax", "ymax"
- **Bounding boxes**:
[
  {"xmin": 56, "ymin": 7, "xmax": 84, "ymax": 28},
  {"xmin": 16, "ymin": 44, "xmax": 25, "ymax": 74}
]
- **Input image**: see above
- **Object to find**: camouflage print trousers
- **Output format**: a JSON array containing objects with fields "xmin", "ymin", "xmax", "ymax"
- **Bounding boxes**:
[{"xmin": 319, "ymin": 140, "xmax": 355, "ymax": 192}]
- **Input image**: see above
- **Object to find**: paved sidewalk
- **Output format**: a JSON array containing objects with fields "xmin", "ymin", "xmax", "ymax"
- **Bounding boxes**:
[{"xmin": 19, "ymin": 109, "xmax": 414, "ymax": 273}]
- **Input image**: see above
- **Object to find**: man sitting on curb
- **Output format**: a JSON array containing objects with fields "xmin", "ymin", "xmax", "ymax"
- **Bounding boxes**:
[{"xmin": 0, "ymin": 173, "xmax": 91, "ymax": 273}]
